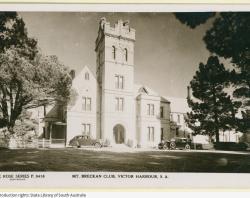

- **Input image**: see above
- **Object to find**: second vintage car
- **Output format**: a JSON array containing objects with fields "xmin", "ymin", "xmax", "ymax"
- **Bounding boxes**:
[{"xmin": 158, "ymin": 137, "xmax": 203, "ymax": 150}]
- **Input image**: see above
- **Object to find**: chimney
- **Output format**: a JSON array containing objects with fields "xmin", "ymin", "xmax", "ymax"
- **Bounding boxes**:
[
  {"xmin": 99, "ymin": 17, "xmax": 106, "ymax": 30},
  {"xmin": 70, "ymin": 70, "xmax": 75, "ymax": 79},
  {"xmin": 187, "ymin": 86, "xmax": 190, "ymax": 99},
  {"xmin": 123, "ymin": 20, "xmax": 129, "ymax": 26}
]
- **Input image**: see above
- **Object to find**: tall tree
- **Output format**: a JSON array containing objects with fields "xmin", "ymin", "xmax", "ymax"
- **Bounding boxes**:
[
  {"xmin": 0, "ymin": 12, "xmax": 72, "ymax": 135},
  {"xmin": 187, "ymin": 56, "xmax": 239, "ymax": 142},
  {"xmin": 175, "ymin": 12, "xmax": 250, "ymax": 132},
  {"xmin": 204, "ymin": 13, "xmax": 250, "ymax": 131}
]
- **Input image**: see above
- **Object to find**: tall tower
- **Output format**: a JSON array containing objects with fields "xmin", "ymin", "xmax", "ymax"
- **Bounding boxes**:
[{"xmin": 95, "ymin": 18, "xmax": 136, "ymax": 146}]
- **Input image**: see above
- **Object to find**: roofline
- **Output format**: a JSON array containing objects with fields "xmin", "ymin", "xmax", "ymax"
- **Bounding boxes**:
[{"xmin": 73, "ymin": 65, "xmax": 96, "ymax": 80}]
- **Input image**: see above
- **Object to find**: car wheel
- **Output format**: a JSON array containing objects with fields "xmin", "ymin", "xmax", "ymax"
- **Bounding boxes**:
[
  {"xmin": 76, "ymin": 141, "xmax": 81, "ymax": 148},
  {"xmin": 185, "ymin": 144, "xmax": 191, "ymax": 150},
  {"xmin": 94, "ymin": 142, "xmax": 102, "ymax": 148},
  {"xmin": 170, "ymin": 142, "xmax": 176, "ymax": 150}
]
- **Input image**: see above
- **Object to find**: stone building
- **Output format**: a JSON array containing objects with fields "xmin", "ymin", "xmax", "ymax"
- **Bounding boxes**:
[
  {"xmin": 30, "ymin": 18, "xmax": 247, "ymax": 148},
  {"xmin": 65, "ymin": 18, "xmax": 171, "ymax": 148},
  {"xmin": 39, "ymin": 18, "xmax": 171, "ymax": 148},
  {"xmin": 166, "ymin": 97, "xmax": 192, "ymax": 139}
]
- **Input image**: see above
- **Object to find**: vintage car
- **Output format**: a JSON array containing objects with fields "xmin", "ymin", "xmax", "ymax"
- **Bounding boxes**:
[
  {"xmin": 158, "ymin": 140, "xmax": 171, "ymax": 150},
  {"xmin": 158, "ymin": 138, "xmax": 203, "ymax": 150},
  {"xmin": 69, "ymin": 135, "xmax": 102, "ymax": 148},
  {"xmin": 170, "ymin": 138, "xmax": 192, "ymax": 150}
]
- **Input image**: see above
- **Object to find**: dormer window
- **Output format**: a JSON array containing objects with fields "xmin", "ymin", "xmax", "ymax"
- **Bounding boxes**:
[
  {"xmin": 112, "ymin": 46, "xmax": 116, "ymax": 60},
  {"xmin": 85, "ymin": 72, "xmax": 89, "ymax": 80},
  {"xmin": 124, "ymin": 48, "xmax": 128, "ymax": 62}
]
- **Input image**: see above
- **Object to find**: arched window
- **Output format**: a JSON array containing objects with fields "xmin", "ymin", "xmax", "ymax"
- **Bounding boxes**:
[
  {"xmin": 112, "ymin": 46, "xmax": 116, "ymax": 60},
  {"xmin": 85, "ymin": 72, "xmax": 89, "ymax": 80},
  {"xmin": 124, "ymin": 48, "xmax": 128, "ymax": 62}
]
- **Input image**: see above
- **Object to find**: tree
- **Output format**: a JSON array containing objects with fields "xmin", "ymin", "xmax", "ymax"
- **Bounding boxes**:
[
  {"xmin": 0, "ymin": 12, "xmax": 72, "ymax": 135},
  {"xmin": 174, "ymin": 12, "xmax": 215, "ymax": 29},
  {"xmin": 13, "ymin": 110, "xmax": 38, "ymax": 138},
  {"xmin": 0, "ymin": 49, "xmax": 72, "ymax": 135},
  {"xmin": 175, "ymin": 12, "xmax": 250, "ymax": 132},
  {"xmin": 0, "ymin": 12, "xmax": 38, "ymax": 59},
  {"xmin": 204, "ymin": 13, "xmax": 250, "ymax": 117},
  {"xmin": 236, "ymin": 110, "xmax": 250, "ymax": 133},
  {"xmin": 187, "ymin": 56, "xmax": 239, "ymax": 142}
]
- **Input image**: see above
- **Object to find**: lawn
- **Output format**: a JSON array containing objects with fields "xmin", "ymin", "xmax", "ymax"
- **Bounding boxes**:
[{"xmin": 0, "ymin": 148, "xmax": 250, "ymax": 172}]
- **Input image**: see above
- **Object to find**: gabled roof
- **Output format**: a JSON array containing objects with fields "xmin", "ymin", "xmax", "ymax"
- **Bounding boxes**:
[
  {"xmin": 71, "ymin": 65, "xmax": 96, "ymax": 84},
  {"xmin": 72, "ymin": 65, "xmax": 97, "ymax": 90},
  {"xmin": 44, "ymin": 105, "xmax": 61, "ymax": 122},
  {"xmin": 139, "ymin": 87, "xmax": 148, "ymax": 94},
  {"xmin": 74, "ymin": 65, "xmax": 96, "ymax": 80},
  {"xmin": 134, "ymin": 84, "xmax": 159, "ymax": 97},
  {"xmin": 134, "ymin": 84, "xmax": 170, "ymax": 103}
]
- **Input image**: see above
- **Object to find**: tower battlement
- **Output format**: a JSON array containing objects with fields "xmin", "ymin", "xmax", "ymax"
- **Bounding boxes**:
[{"xmin": 95, "ymin": 18, "xmax": 135, "ymax": 51}]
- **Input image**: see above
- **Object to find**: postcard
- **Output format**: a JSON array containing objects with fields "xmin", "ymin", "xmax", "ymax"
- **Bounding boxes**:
[{"xmin": 0, "ymin": 3, "xmax": 249, "ymax": 189}]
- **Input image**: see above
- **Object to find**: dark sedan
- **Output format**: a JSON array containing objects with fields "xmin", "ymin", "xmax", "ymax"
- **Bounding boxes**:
[{"xmin": 69, "ymin": 135, "xmax": 102, "ymax": 148}]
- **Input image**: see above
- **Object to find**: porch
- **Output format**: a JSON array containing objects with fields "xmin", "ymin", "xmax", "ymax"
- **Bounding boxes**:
[{"xmin": 40, "ymin": 121, "xmax": 67, "ymax": 148}]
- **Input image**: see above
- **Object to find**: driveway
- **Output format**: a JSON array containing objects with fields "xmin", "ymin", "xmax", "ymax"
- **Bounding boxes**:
[{"xmin": 0, "ymin": 148, "xmax": 250, "ymax": 172}]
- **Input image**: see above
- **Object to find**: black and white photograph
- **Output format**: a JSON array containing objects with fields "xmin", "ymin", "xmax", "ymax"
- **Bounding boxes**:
[{"xmin": 0, "ymin": 4, "xmax": 249, "ymax": 189}]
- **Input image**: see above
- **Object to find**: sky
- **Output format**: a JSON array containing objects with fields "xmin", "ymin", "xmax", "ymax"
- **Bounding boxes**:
[{"xmin": 19, "ymin": 12, "xmax": 215, "ymax": 99}]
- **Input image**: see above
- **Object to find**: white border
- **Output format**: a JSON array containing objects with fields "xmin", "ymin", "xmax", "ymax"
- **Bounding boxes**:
[
  {"xmin": 1, "ymin": 172, "xmax": 250, "ymax": 189},
  {"xmin": 0, "ymin": 4, "xmax": 249, "ymax": 12},
  {"xmin": 0, "ymin": 4, "xmax": 249, "ymax": 189}
]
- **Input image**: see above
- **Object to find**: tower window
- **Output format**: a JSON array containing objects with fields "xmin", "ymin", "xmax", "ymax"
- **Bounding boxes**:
[
  {"xmin": 124, "ymin": 48, "xmax": 128, "ymax": 62},
  {"xmin": 112, "ymin": 46, "xmax": 116, "ymax": 60},
  {"xmin": 115, "ymin": 75, "xmax": 124, "ymax": 89},
  {"xmin": 115, "ymin": 97, "xmax": 124, "ymax": 111},
  {"xmin": 85, "ymin": 72, "xmax": 89, "ymax": 80}
]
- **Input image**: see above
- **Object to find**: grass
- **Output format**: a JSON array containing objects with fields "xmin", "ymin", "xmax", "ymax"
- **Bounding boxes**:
[{"xmin": 0, "ymin": 148, "xmax": 250, "ymax": 172}]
